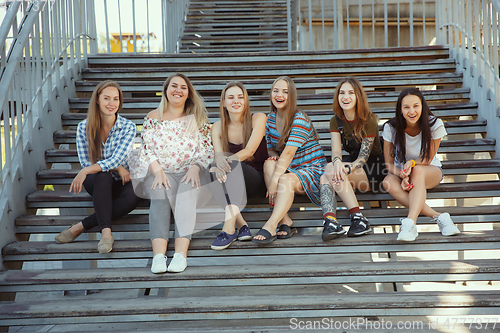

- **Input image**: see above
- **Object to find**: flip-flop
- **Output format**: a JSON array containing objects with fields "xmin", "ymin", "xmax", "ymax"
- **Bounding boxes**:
[
  {"xmin": 276, "ymin": 224, "xmax": 298, "ymax": 239},
  {"xmin": 252, "ymin": 228, "xmax": 277, "ymax": 244}
]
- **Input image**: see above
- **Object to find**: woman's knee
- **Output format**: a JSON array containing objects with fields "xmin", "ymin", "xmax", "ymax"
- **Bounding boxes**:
[
  {"xmin": 263, "ymin": 159, "xmax": 277, "ymax": 175},
  {"xmin": 382, "ymin": 175, "xmax": 397, "ymax": 192}
]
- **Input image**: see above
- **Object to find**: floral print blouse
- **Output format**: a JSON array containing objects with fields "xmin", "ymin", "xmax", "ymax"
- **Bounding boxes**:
[{"xmin": 129, "ymin": 115, "xmax": 213, "ymax": 179}]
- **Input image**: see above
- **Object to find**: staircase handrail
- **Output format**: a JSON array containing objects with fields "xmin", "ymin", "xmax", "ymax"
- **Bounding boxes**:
[
  {"xmin": 0, "ymin": 0, "xmax": 96, "ymax": 269},
  {"xmin": 436, "ymin": 0, "xmax": 500, "ymax": 117}
]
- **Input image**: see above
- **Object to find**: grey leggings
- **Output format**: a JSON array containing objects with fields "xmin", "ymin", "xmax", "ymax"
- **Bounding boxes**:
[{"xmin": 145, "ymin": 171, "xmax": 212, "ymax": 241}]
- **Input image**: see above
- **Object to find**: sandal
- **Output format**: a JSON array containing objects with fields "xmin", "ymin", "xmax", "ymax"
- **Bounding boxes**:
[
  {"xmin": 276, "ymin": 224, "xmax": 297, "ymax": 239},
  {"xmin": 252, "ymin": 228, "xmax": 277, "ymax": 244}
]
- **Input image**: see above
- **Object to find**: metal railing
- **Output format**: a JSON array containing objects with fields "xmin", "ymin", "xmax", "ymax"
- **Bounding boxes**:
[
  {"xmin": 99, "ymin": 0, "xmax": 190, "ymax": 53},
  {"xmin": 0, "ymin": 0, "xmax": 96, "ymax": 265},
  {"xmin": 436, "ymin": 0, "xmax": 500, "ymax": 117},
  {"xmin": 288, "ymin": 0, "xmax": 437, "ymax": 51}
]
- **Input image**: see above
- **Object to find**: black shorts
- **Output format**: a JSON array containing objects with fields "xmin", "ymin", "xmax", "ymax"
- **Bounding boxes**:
[{"xmin": 346, "ymin": 155, "xmax": 387, "ymax": 193}]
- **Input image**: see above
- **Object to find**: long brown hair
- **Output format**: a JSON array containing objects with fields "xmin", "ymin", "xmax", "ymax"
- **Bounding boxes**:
[
  {"xmin": 157, "ymin": 73, "xmax": 208, "ymax": 128},
  {"xmin": 271, "ymin": 76, "xmax": 317, "ymax": 150},
  {"xmin": 333, "ymin": 77, "xmax": 373, "ymax": 142},
  {"xmin": 219, "ymin": 81, "xmax": 253, "ymax": 160},
  {"xmin": 86, "ymin": 80, "xmax": 123, "ymax": 164}
]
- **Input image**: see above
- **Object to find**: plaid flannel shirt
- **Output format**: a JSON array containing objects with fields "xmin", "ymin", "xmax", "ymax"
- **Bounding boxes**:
[{"xmin": 76, "ymin": 115, "xmax": 136, "ymax": 180}]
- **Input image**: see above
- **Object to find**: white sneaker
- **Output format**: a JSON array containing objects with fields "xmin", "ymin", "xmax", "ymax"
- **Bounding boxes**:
[
  {"xmin": 167, "ymin": 252, "xmax": 187, "ymax": 273},
  {"xmin": 397, "ymin": 218, "xmax": 418, "ymax": 241},
  {"xmin": 151, "ymin": 253, "xmax": 167, "ymax": 274},
  {"xmin": 433, "ymin": 213, "xmax": 461, "ymax": 236}
]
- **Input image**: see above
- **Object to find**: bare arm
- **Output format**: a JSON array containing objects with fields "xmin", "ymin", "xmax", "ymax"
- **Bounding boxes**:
[
  {"xmin": 352, "ymin": 137, "xmax": 375, "ymax": 171},
  {"xmin": 233, "ymin": 113, "xmax": 267, "ymax": 161}
]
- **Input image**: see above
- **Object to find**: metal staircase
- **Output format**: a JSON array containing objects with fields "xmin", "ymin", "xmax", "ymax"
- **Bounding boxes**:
[{"xmin": 180, "ymin": 0, "xmax": 289, "ymax": 53}]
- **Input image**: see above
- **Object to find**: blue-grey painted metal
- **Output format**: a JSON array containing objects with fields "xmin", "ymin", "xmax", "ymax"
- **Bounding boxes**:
[
  {"xmin": 308, "ymin": 0, "xmax": 313, "ymax": 50},
  {"xmin": 436, "ymin": 0, "xmax": 500, "ymax": 159},
  {"xmin": 0, "ymin": 0, "xmax": 95, "ymax": 270},
  {"xmin": 358, "ymin": 0, "xmax": 362, "ymax": 49},
  {"xmin": 346, "ymin": 0, "xmax": 350, "ymax": 49},
  {"xmin": 287, "ymin": 0, "xmax": 292, "ymax": 51}
]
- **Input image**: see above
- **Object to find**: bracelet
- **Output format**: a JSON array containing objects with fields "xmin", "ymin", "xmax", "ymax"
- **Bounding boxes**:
[
  {"xmin": 332, "ymin": 156, "xmax": 342, "ymax": 164},
  {"xmin": 409, "ymin": 159, "xmax": 416, "ymax": 168},
  {"xmin": 191, "ymin": 162, "xmax": 203, "ymax": 170},
  {"xmin": 344, "ymin": 164, "xmax": 352, "ymax": 175}
]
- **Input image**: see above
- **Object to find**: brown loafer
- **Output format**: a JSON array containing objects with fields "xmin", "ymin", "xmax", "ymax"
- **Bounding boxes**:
[
  {"xmin": 98, "ymin": 235, "xmax": 114, "ymax": 254},
  {"xmin": 55, "ymin": 223, "xmax": 83, "ymax": 244}
]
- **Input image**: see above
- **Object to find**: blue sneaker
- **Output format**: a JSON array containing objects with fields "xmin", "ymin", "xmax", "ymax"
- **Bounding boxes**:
[
  {"xmin": 211, "ymin": 231, "xmax": 238, "ymax": 250},
  {"xmin": 237, "ymin": 225, "xmax": 252, "ymax": 241}
]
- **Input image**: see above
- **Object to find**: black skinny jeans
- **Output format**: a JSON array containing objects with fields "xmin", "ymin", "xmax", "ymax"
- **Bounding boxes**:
[
  {"xmin": 209, "ymin": 161, "xmax": 267, "ymax": 210},
  {"xmin": 81, "ymin": 172, "xmax": 141, "ymax": 231}
]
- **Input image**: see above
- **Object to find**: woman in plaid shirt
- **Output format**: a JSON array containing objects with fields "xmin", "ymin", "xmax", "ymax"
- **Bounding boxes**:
[{"xmin": 54, "ymin": 80, "xmax": 140, "ymax": 254}]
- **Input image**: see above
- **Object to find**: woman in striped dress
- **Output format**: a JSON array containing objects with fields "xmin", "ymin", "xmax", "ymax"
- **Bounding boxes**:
[{"xmin": 253, "ymin": 76, "xmax": 327, "ymax": 244}]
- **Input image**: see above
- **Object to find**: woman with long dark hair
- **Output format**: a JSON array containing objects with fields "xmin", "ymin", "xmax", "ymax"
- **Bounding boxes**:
[
  {"xmin": 55, "ymin": 80, "xmax": 140, "ymax": 254},
  {"xmin": 382, "ymin": 88, "xmax": 460, "ymax": 241}
]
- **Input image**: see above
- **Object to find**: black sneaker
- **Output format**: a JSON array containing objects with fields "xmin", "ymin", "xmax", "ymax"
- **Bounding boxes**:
[
  {"xmin": 322, "ymin": 219, "xmax": 346, "ymax": 241},
  {"xmin": 347, "ymin": 213, "xmax": 373, "ymax": 237}
]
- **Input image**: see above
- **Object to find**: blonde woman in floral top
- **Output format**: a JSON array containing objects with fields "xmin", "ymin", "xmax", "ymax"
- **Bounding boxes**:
[{"xmin": 130, "ymin": 73, "xmax": 214, "ymax": 273}]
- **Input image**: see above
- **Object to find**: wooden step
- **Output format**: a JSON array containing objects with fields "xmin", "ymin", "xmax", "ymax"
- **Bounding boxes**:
[
  {"xmin": 14, "ymin": 205, "xmax": 500, "ymax": 235},
  {"xmin": 53, "ymin": 119, "xmax": 487, "ymax": 145},
  {"xmin": 86, "ymin": 46, "xmax": 450, "ymax": 67},
  {"xmin": 2, "ymin": 291, "xmax": 498, "ymax": 326},
  {"xmin": 179, "ymin": 47, "xmax": 289, "ymax": 54},
  {"xmin": 74, "ymin": 72, "xmax": 464, "ymax": 93},
  {"xmin": 1, "ymin": 259, "xmax": 498, "ymax": 293},
  {"xmin": 3, "ymin": 230, "xmax": 500, "ymax": 263},
  {"xmin": 35, "ymin": 158, "xmax": 499, "ymax": 187},
  {"xmin": 61, "ymin": 102, "xmax": 478, "ymax": 126},
  {"xmin": 23, "ymin": 180, "xmax": 500, "ymax": 209},
  {"xmin": 68, "ymin": 88, "xmax": 470, "ymax": 111},
  {"xmin": 81, "ymin": 59, "xmax": 457, "ymax": 80}
]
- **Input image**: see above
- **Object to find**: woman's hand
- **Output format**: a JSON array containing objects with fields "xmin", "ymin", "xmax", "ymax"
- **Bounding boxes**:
[
  {"xmin": 69, "ymin": 169, "xmax": 87, "ymax": 194},
  {"xmin": 151, "ymin": 169, "xmax": 170, "ymax": 191},
  {"xmin": 215, "ymin": 155, "xmax": 231, "ymax": 173},
  {"xmin": 212, "ymin": 166, "xmax": 227, "ymax": 183},
  {"xmin": 116, "ymin": 166, "xmax": 131, "ymax": 184},
  {"xmin": 266, "ymin": 178, "xmax": 279, "ymax": 206},
  {"xmin": 182, "ymin": 165, "xmax": 201, "ymax": 189},
  {"xmin": 326, "ymin": 160, "xmax": 347, "ymax": 185},
  {"xmin": 343, "ymin": 162, "xmax": 354, "ymax": 176},
  {"xmin": 400, "ymin": 160, "xmax": 415, "ymax": 178},
  {"xmin": 401, "ymin": 176, "xmax": 414, "ymax": 191}
]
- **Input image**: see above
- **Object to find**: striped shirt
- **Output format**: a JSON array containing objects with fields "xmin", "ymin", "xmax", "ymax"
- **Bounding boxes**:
[
  {"xmin": 266, "ymin": 111, "xmax": 327, "ymax": 206},
  {"xmin": 76, "ymin": 115, "xmax": 136, "ymax": 180}
]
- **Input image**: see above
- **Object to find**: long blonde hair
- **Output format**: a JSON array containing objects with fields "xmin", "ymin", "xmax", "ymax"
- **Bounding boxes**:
[
  {"xmin": 86, "ymin": 80, "xmax": 123, "ymax": 164},
  {"xmin": 157, "ymin": 73, "xmax": 208, "ymax": 128},
  {"xmin": 333, "ymin": 77, "xmax": 373, "ymax": 142},
  {"xmin": 220, "ymin": 81, "xmax": 252, "ymax": 159},
  {"xmin": 271, "ymin": 76, "xmax": 317, "ymax": 150}
]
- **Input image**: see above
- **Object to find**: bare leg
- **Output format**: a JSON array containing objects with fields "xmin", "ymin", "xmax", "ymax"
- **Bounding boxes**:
[
  {"xmin": 254, "ymin": 173, "xmax": 304, "ymax": 239},
  {"xmin": 234, "ymin": 213, "xmax": 248, "ymax": 229},
  {"xmin": 321, "ymin": 173, "xmax": 360, "ymax": 210},
  {"xmin": 174, "ymin": 237, "xmax": 190, "ymax": 258},
  {"xmin": 101, "ymin": 227, "xmax": 112, "ymax": 240},
  {"xmin": 152, "ymin": 238, "xmax": 168, "ymax": 256},
  {"xmin": 406, "ymin": 165, "xmax": 442, "ymax": 221},
  {"xmin": 221, "ymin": 204, "xmax": 240, "ymax": 234},
  {"xmin": 382, "ymin": 168, "xmax": 442, "ymax": 221},
  {"xmin": 67, "ymin": 222, "xmax": 85, "ymax": 237}
]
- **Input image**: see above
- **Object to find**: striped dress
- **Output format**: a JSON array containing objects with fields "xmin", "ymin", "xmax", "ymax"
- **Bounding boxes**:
[{"xmin": 266, "ymin": 111, "xmax": 327, "ymax": 206}]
